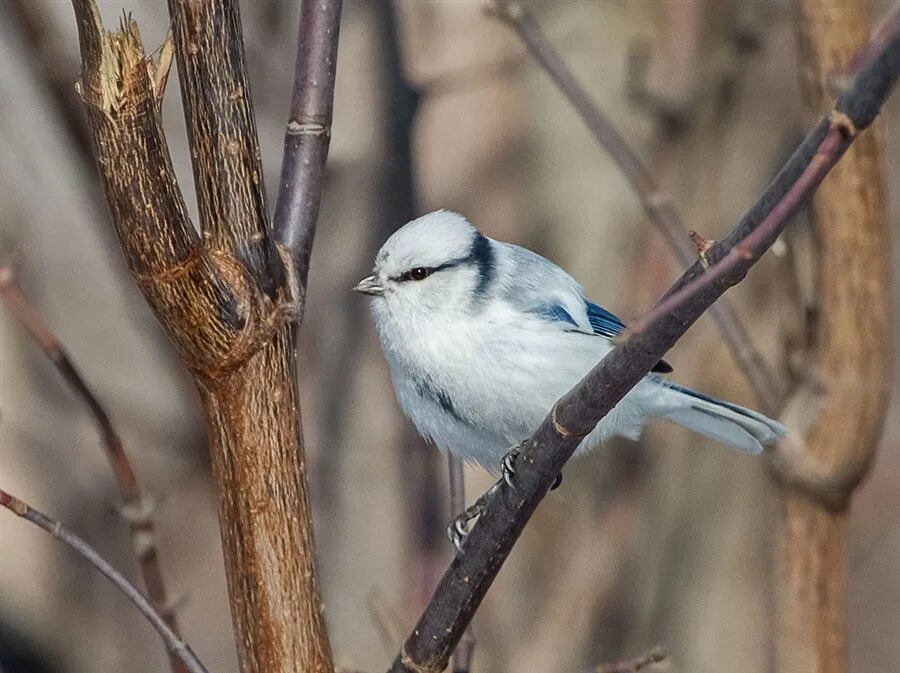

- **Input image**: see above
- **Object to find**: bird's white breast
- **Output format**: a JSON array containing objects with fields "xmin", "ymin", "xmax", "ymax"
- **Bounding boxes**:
[{"xmin": 371, "ymin": 294, "xmax": 632, "ymax": 468}]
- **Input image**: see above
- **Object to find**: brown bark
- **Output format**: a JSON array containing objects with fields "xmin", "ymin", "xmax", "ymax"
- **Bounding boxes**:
[
  {"xmin": 69, "ymin": 2, "xmax": 335, "ymax": 672},
  {"xmin": 773, "ymin": 3, "xmax": 893, "ymax": 673}
]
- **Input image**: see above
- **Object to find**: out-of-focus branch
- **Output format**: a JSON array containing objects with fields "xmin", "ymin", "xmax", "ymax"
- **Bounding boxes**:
[
  {"xmin": 627, "ymin": 121, "xmax": 844, "ymax": 336},
  {"xmin": 773, "ymin": 3, "xmax": 895, "ymax": 673},
  {"xmin": 365, "ymin": 0, "xmax": 449, "ymax": 631},
  {"xmin": 387, "ymin": 23, "xmax": 899, "ymax": 673},
  {"xmin": 8, "ymin": 0, "xmax": 94, "ymax": 165},
  {"xmin": 0, "ymin": 488, "xmax": 208, "ymax": 673},
  {"xmin": 594, "ymin": 646, "xmax": 668, "ymax": 673},
  {"xmin": 273, "ymin": 0, "xmax": 343, "ymax": 312},
  {"xmin": 0, "ymin": 268, "xmax": 185, "ymax": 673},
  {"xmin": 485, "ymin": 0, "xmax": 783, "ymax": 412},
  {"xmin": 447, "ymin": 456, "xmax": 475, "ymax": 673}
]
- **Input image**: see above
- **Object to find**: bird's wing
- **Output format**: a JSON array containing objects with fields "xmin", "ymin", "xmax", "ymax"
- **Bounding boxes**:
[
  {"xmin": 497, "ymin": 242, "xmax": 593, "ymax": 332},
  {"xmin": 584, "ymin": 300, "xmax": 626, "ymax": 338},
  {"xmin": 496, "ymin": 240, "xmax": 673, "ymax": 373}
]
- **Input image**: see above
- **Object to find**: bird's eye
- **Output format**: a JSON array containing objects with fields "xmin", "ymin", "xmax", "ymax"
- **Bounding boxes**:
[{"xmin": 404, "ymin": 267, "xmax": 432, "ymax": 282}]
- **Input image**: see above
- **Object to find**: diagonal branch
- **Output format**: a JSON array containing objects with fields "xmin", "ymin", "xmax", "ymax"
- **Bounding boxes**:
[
  {"xmin": 387, "ymin": 21, "xmax": 899, "ymax": 673},
  {"xmin": 0, "ymin": 488, "xmax": 209, "ymax": 673},
  {"xmin": 273, "ymin": 0, "xmax": 343, "ymax": 314},
  {"xmin": 486, "ymin": 0, "xmax": 782, "ymax": 411},
  {"xmin": 0, "ymin": 269, "xmax": 185, "ymax": 673}
]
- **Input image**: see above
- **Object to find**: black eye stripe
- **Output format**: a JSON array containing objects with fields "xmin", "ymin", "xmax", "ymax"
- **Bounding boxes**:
[
  {"xmin": 391, "ymin": 250, "xmax": 478, "ymax": 283},
  {"xmin": 397, "ymin": 266, "xmax": 434, "ymax": 282}
]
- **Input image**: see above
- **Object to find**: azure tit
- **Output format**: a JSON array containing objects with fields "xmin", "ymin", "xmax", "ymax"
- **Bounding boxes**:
[{"xmin": 355, "ymin": 211, "xmax": 785, "ymax": 546}]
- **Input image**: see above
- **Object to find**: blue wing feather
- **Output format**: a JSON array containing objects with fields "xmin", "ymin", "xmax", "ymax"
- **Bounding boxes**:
[
  {"xmin": 528, "ymin": 304, "xmax": 579, "ymax": 327},
  {"xmin": 585, "ymin": 300, "xmax": 626, "ymax": 337}
]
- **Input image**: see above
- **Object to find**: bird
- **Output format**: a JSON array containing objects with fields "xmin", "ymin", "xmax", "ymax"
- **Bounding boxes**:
[{"xmin": 355, "ymin": 211, "xmax": 785, "ymax": 542}]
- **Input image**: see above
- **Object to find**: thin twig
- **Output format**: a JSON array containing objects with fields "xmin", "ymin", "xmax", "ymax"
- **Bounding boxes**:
[
  {"xmin": 273, "ymin": 0, "xmax": 343, "ymax": 315},
  {"xmin": 448, "ymin": 456, "xmax": 476, "ymax": 673},
  {"xmin": 0, "ymin": 267, "xmax": 186, "ymax": 673},
  {"xmin": 485, "ymin": 0, "xmax": 783, "ymax": 412},
  {"xmin": 386, "ymin": 22, "xmax": 899, "ymax": 673},
  {"xmin": 0, "ymin": 488, "xmax": 208, "ymax": 673}
]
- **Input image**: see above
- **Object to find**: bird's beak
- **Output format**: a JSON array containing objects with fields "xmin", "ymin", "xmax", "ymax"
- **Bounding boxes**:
[{"xmin": 353, "ymin": 275, "xmax": 385, "ymax": 296}]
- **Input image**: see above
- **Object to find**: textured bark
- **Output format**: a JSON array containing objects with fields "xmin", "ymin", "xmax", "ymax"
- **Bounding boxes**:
[
  {"xmin": 773, "ymin": 2, "xmax": 893, "ymax": 672},
  {"xmin": 70, "ymin": 2, "xmax": 335, "ymax": 672},
  {"xmin": 196, "ymin": 332, "xmax": 331, "ymax": 673}
]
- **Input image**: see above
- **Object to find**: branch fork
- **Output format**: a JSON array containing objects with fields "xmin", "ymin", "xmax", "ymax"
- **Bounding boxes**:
[{"xmin": 68, "ymin": 1, "xmax": 342, "ymax": 671}]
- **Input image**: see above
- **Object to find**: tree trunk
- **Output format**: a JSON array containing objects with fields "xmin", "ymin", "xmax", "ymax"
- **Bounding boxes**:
[{"xmin": 774, "ymin": 2, "xmax": 892, "ymax": 672}]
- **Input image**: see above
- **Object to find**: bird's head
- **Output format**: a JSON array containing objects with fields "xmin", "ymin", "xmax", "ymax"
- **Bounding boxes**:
[{"xmin": 354, "ymin": 211, "xmax": 497, "ymax": 317}]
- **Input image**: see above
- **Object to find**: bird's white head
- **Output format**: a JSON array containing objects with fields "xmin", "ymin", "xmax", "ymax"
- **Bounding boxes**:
[{"xmin": 354, "ymin": 211, "xmax": 497, "ymax": 317}]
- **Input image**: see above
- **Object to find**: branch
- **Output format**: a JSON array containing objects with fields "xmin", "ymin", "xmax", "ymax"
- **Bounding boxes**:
[
  {"xmin": 8, "ymin": 0, "xmax": 94, "ymax": 165},
  {"xmin": 0, "ymin": 488, "xmax": 208, "ymax": 673},
  {"xmin": 627, "ymin": 118, "xmax": 843, "ymax": 337},
  {"xmin": 0, "ymin": 269, "xmax": 185, "ymax": 673},
  {"xmin": 387, "ymin": 21, "xmax": 899, "ymax": 673},
  {"xmin": 485, "ymin": 0, "xmax": 782, "ymax": 411},
  {"xmin": 272, "ymin": 0, "xmax": 343, "ymax": 313},
  {"xmin": 70, "ymin": 1, "xmax": 251, "ymax": 375},
  {"xmin": 165, "ymin": 0, "xmax": 274, "ymax": 291},
  {"xmin": 70, "ymin": 2, "xmax": 340, "ymax": 672}
]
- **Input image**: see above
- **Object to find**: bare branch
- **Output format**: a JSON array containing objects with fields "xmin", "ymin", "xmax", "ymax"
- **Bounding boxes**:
[
  {"xmin": 8, "ymin": 0, "xmax": 94, "ymax": 165},
  {"xmin": 69, "ymin": 2, "xmax": 340, "ymax": 671},
  {"xmin": 485, "ymin": 0, "xmax": 783, "ymax": 411},
  {"xmin": 627, "ymin": 119, "xmax": 844, "ymax": 337},
  {"xmin": 69, "ymin": 1, "xmax": 252, "ymax": 375},
  {"xmin": 387, "ymin": 22, "xmax": 899, "ymax": 673},
  {"xmin": 273, "ymin": 0, "xmax": 343, "ymax": 313},
  {"xmin": 0, "ymin": 268, "xmax": 185, "ymax": 673},
  {"xmin": 165, "ymin": 0, "xmax": 273, "ymax": 290},
  {"xmin": 0, "ymin": 488, "xmax": 208, "ymax": 673}
]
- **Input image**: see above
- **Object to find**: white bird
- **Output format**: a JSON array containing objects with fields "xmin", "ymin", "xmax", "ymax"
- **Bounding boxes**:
[{"xmin": 355, "ymin": 210, "xmax": 785, "ymax": 479}]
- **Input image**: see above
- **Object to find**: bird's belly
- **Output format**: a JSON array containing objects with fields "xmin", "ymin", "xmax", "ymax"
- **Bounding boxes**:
[{"xmin": 392, "ymin": 327, "xmax": 614, "ymax": 469}]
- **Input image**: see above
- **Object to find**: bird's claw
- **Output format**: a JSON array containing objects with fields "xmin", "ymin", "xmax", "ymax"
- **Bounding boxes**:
[
  {"xmin": 447, "ymin": 502, "xmax": 484, "ymax": 553},
  {"xmin": 501, "ymin": 446, "xmax": 521, "ymax": 489},
  {"xmin": 446, "ymin": 481, "xmax": 503, "ymax": 553}
]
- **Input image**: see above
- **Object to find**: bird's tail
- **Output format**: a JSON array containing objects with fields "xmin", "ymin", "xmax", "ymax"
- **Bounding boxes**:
[{"xmin": 659, "ymin": 384, "xmax": 786, "ymax": 454}]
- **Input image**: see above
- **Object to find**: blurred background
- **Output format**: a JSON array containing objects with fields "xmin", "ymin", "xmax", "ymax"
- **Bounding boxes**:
[{"xmin": 1, "ymin": 1, "xmax": 897, "ymax": 672}]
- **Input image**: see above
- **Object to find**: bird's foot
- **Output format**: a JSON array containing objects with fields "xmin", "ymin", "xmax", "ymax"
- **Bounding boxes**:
[
  {"xmin": 501, "ymin": 445, "xmax": 561, "ymax": 490},
  {"xmin": 501, "ymin": 445, "xmax": 522, "ymax": 488},
  {"xmin": 447, "ymin": 482, "xmax": 501, "ymax": 553}
]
